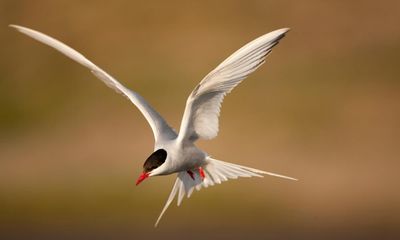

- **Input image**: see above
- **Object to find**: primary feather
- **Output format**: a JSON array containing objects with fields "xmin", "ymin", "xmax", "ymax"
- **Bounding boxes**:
[
  {"xmin": 9, "ymin": 24, "xmax": 177, "ymax": 142},
  {"xmin": 178, "ymin": 28, "xmax": 289, "ymax": 142}
]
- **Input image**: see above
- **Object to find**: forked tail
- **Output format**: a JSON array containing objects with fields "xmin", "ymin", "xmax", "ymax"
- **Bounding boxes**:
[{"xmin": 154, "ymin": 157, "xmax": 297, "ymax": 227}]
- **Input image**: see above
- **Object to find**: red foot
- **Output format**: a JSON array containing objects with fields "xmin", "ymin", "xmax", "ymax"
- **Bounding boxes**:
[
  {"xmin": 199, "ymin": 167, "xmax": 206, "ymax": 180},
  {"xmin": 187, "ymin": 170, "xmax": 195, "ymax": 180}
]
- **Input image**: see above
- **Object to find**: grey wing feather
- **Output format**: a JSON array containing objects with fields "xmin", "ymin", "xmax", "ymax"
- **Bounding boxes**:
[
  {"xmin": 178, "ymin": 28, "xmax": 289, "ymax": 142},
  {"xmin": 10, "ymin": 24, "xmax": 177, "ymax": 142}
]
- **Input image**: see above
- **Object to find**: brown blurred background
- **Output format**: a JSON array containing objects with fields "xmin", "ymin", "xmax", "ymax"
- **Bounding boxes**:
[{"xmin": 1, "ymin": 0, "xmax": 399, "ymax": 239}]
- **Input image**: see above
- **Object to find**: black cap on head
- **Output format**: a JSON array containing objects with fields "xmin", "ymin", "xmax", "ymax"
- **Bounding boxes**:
[{"xmin": 143, "ymin": 149, "xmax": 167, "ymax": 172}]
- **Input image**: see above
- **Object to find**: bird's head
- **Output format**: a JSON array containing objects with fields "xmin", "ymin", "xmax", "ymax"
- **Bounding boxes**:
[{"xmin": 136, "ymin": 149, "xmax": 167, "ymax": 185}]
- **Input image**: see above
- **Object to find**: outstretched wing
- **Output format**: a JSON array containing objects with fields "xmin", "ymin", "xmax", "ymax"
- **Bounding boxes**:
[
  {"xmin": 10, "ymin": 24, "xmax": 177, "ymax": 142},
  {"xmin": 178, "ymin": 29, "xmax": 289, "ymax": 142}
]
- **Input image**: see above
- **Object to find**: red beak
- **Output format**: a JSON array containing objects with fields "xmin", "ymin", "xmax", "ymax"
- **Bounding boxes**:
[{"xmin": 136, "ymin": 172, "xmax": 150, "ymax": 186}]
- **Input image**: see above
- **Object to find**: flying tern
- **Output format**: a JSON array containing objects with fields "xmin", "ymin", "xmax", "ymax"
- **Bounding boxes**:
[{"xmin": 10, "ymin": 24, "xmax": 297, "ymax": 227}]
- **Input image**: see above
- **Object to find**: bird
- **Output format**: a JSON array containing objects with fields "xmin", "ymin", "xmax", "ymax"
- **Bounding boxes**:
[{"xmin": 10, "ymin": 24, "xmax": 297, "ymax": 227}]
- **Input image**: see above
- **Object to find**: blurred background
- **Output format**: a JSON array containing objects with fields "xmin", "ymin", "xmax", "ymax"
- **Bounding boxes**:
[{"xmin": 1, "ymin": 0, "xmax": 399, "ymax": 239}]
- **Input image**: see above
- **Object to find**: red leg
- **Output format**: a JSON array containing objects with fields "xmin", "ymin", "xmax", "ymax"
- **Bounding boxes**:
[
  {"xmin": 199, "ymin": 167, "xmax": 205, "ymax": 180},
  {"xmin": 187, "ymin": 170, "xmax": 195, "ymax": 180}
]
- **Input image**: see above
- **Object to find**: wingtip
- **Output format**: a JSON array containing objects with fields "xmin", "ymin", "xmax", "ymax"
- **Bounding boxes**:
[
  {"xmin": 277, "ymin": 27, "xmax": 291, "ymax": 35},
  {"xmin": 264, "ymin": 27, "xmax": 290, "ymax": 41},
  {"xmin": 9, "ymin": 24, "xmax": 25, "ymax": 32}
]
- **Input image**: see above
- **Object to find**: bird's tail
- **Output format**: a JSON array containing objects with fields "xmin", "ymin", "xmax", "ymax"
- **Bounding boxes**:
[{"xmin": 154, "ymin": 157, "xmax": 297, "ymax": 227}]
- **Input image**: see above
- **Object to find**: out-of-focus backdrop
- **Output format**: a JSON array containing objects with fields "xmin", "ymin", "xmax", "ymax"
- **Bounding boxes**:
[{"xmin": 1, "ymin": 0, "xmax": 399, "ymax": 239}]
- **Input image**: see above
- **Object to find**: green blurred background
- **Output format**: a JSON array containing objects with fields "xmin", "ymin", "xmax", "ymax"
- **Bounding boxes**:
[{"xmin": 1, "ymin": 0, "xmax": 399, "ymax": 239}]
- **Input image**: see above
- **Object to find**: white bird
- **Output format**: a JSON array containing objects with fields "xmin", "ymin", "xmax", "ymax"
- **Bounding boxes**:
[{"xmin": 10, "ymin": 24, "xmax": 297, "ymax": 227}]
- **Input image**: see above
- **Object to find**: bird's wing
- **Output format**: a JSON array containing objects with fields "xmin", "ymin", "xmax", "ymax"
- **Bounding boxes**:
[
  {"xmin": 177, "ymin": 29, "xmax": 289, "ymax": 142},
  {"xmin": 154, "ymin": 156, "xmax": 297, "ymax": 227},
  {"xmin": 10, "ymin": 25, "xmax": 177, "ymax": 142}
]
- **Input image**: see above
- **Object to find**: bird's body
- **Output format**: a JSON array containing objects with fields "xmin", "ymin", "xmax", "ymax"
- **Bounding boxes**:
[
  {"xmin": 153, "ymin": 139, "xmax": 206, "ymax": 176},
  {"xmin": 11, "ymin": 24, "xmax": 297, "ymax": 227}
]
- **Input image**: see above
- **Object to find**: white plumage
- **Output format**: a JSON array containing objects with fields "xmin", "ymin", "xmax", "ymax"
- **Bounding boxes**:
[
  {"xmin": 178, "ymin": 28, "xmax": 288, "ymax": 141},
  {"xmin": 10, "ymin": 24, "xmax": 296, "ymax": 227}
]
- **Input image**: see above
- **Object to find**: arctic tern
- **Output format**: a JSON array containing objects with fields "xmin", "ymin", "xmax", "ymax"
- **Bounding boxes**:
[{"xmin": 10, "ymin": 24, "xmax": 297, "ymax": 227}]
